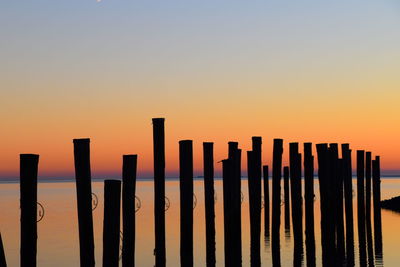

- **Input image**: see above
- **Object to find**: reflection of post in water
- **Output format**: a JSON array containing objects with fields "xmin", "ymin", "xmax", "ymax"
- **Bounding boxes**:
[
  {"xmin": 357, "ymin": 150, "xmax": 367, "ymax": 267},
  {"xmin": 365, "ymin": 152, "xmax": 374, "ymax": 266},
  {"xmin": 263, "ymin": 165, "xmax": 270, "ymax": 242},
  {"xmin": 283, "ymin": 166, "xmax": 290, "ymax": 239},
  {"xmin": 342, "ymin": 144, "xmax": 354, "ymax": 266},
  {"xmin": 0, "ymin": 233, "xmax": 6, "ymax": 267},
  {"xmin": 373, "ymin": 157, "xmax": 383, "ymax": 265},
  {"xmin": 271, "ymin": 139, "xmax": 283, "ymax": 267},
  {"xmin": 179, "ymin": 140, "xmax": 194, "ymax": 267},
  {"xmin": 304, "ymin": 143, "xmax": 315, "ymax": 267},
  {"xmin": 203, "ymin": 142, "xmax": 216, "ymax": 267}
]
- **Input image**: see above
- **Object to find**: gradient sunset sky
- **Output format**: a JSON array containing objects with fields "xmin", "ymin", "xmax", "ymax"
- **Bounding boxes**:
[{"xmin": 1, "ymin": 0, "xmax": 399, "ymax": 178}]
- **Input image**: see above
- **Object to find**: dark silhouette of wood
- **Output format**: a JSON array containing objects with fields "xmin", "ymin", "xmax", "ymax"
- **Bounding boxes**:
[
  {"xmin": 122, "ymin": 155, "xmax": 137, "ymax": 267},
  {"xmin": 222, "ymin": 158, "xmax": 234, "ymax": 267},
  {"xmin": 263, "ymin": 165, "xmax": 270, "ymax": 241},
  {"xmin": 103, "ymin": 180, "xmax": 122, "ymax": 267},
  {"xmin": 283, "ymin": 166, "xmax": 290, "ymax": 238},
  {"xmin": 303, "ymin": 143, "xmax": 315, "ymax": 267},
  {"xmin": 152, "ymin": 118, "xmax": 166, "ymax": 267},
  {"xmin": 179, "ymin": 140, "xmax": 194, "ymax": 267},
  {"xmin": 20, "ymin": 154, "xmax": 39, "ymax": 267},
  {"xmin": 372, "ymin": 157, "xmax": 383, "ymax": 264},
  {"xmin": 73, "ymin": 139, "xmax": 95, "ymax": 267},
  {"xmin": 271, "ymin": 139, "xmax": 283, "ymax": 267},
  {"xmin": 0, "ymin": 233, "xmax": 6, "ymax": 267},
  {"xmin": 357, "ymin": 150, "xmax": 367, "ymax": 267},
  {"xmin": 203, "ymin": 142, "xmax": 216, "ymax": 267},
  {"xmin": 289, "ymin": 143, "xmax": 303, "ymax": 267},
  {"xmin": 365, "ymin": 152, "xmax": 372, "ymax": 223},
  {"xmin": 341, "ymin": 144, "xmax": 354, "ymax": 265}
]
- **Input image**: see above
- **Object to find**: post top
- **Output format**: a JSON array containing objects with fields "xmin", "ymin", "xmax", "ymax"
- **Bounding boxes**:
[
  {"xmin": 152, "ymin": 118, "xmax": 165, "ymax": 123},
  {"xmin": 73, "ymin": 138, "xmax": 90, "ymax": 143},
  {"xmin": 20, "ymin": 154, "xmax": 39, "ymax": 159}
]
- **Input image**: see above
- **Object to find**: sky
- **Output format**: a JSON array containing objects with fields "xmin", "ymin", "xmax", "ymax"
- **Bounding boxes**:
[{"xmin": 0, "ymin": 0, "xmax": 400, "ymax": 178}]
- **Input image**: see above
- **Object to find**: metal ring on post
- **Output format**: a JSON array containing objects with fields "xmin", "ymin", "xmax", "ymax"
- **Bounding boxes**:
[
  {"xmin": 135, "ymin": 195, "xmax": 141, "ymax": 213},
  {"xmin": 164, "ymin": 196, "xmax": 170, "ymax": 211},
  {"xmin": 37, "ymin": 202, "xmax": 45, "ymax": 222},
  {"xmin": 91, "ymin": 192, "xmax": 98, "ymax": 211},
  {"xmin": 193, "ymin": 193, "xmax": 197, "ymax": 209}
]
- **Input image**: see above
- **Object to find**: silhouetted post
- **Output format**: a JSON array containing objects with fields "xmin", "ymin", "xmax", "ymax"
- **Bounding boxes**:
[
  {"xmin": 203, "ymin": 142, "xmax": 216, "ymax": 267},
  {"xmin": 283, "ymin": 166, "xmax": 290, "ymax": 237},
  {"xmin": 179, "ymin": 140, "xmax": 194, "ymax": 267},
  {"xmin": 365, "ymin": 152, "xmax": 372, "ymax": 223},
  {"xmin": 357, "ymin": 150, "xmax": 367, "ymax": 266},
  {"xmin": 304, "ymin": 143, "xmax": 315, "ymax": 267},
  {"xmin": 222, "ymin": 158, "xmax": 234, "ymax": 267},
  {"xmin": 341, "ymin": 144, "xmax": 354, "ymax": 265},
  {"xmin": 20, "ymin": 154, "xmax": 39, "ymax": 267},
  {"xmin": 263, "ymin": 165, "xmax": 270, "ymax": 240},
  {"xmin": 152, "ymin": 118, "xmax": 166, "ymax": 267},
  {"xmin": 271, "ymin": 139, "xmax": 283, "ymax": 267},
  {"xmin": 372, "ymin": 157, "xmax": 383, "ymax": 263},
  {"xmin": 103, "ymin": 180, "xmax": 121, "ymax": 267},
  {"xmin": 122, "ymin": 155, "xmax": 137, "ymax": 267},
  {"xmin": 0, "ymin": 233, "xmax": 6, "ymax": 267},
  {"xmin": 73, "ymin": 139, "xmax": 95, "ymax": 267}
]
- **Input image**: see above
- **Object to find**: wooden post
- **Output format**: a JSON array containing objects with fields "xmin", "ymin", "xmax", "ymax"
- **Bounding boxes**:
[
  {"xmin": 357, "ymin": 150, "xmax": 367, "ymax": 266},
  {"xmin": 203, "ymin": 142, "xmax": 216, "ymax": 267},
  {"xmin": 283, "ymin": 166, "xmax": 290, "ymax": 237},
  {"xmin": 73, "ymin": 139, "xmax": 95, "ymax": 267},
  {"xmin": 179, "ymin": 140, "xmax": 194, "ymax": 267},
  {"xmin": 222, "ymin": 158, "xmax": 234, "ymax": 267},
  {"xmin": 341, "ymin": 144, "xmax": 354, "ymax": 265},
  {"xmin": 20, "ymin": 154, "xmax": 39, "ymax": 267},
  {"xmin": 0, "ymin": 233, "xmax": 6, "ymax": 267},
  {"xmin": 152, "ymin": 118, "xmax": 166, "ymax": 267},
  {"xmin": 263, "ymin": 165, "xmax": 270, "ymax": 240},
  {"xmin": 365, "ymin": 152, "xmax": 372, "ymax": 223},
  {"xmin": 102, "ymin": 180, "xmax": 121, "ymax": 267},
  {"xmin": 304, "ymin": 143, "xmax": 315, "ymax": 267},
  {"xmin": 372, "ymin": 157, "xmax": 383, "ymax": 263},
  {"xmin": 122, "ymin": 155, "xmax": 137, "ymax": 267},
  {"xmin": 271, "ymin": 139, "xmax": 283, "ymax": 267}
]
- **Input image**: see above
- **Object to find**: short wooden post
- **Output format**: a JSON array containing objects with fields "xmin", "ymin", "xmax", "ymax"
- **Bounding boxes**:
[
  {"xmin": 263, "ymin": 165, "xmax": 270, "ymax": 239},
  {"xmin": 102, "ymin": 180, "xmax": 122, "ymax": 267},
  {"xmin": 283, "ymin": 166, "xmax": 290, "ymax": 236},
  {"xmin": 357, "ymin": 150, "xmax": 367, "ymax": 266},
  {"xmin": 372, "ymin": 157, "xmax": 383, "ymax": 263},
  {"xmin": 73, "ymin": 139, "xmax": 95, "ymax": 267},
  {"xmin": 152, "ymin": 118, "xmax": 166, "ymax": 267},
  {"xmin": 304, "ymin": 143, "xmax": 315, "ymax": 267},
  {"xmin": 271, "ymin": 139, "xmax": 283, "ymax": 267},
  {"xmin": 20, "ymin": 154, "xmax": 39, "ymax": 267},
  {"xmin": 203, "ymin": 142, "xmax": 216, "ymax": 267},
  {"xmin": 179, "ymin": 140, "xmax": 194, "ymax": 267},
  {"xmin": 0, "ymin": 233, "xmax": 6, "ymax": 267},
  {"xmin": 122, "ymin": 155, "xmax": 137, "ymax": 267}
]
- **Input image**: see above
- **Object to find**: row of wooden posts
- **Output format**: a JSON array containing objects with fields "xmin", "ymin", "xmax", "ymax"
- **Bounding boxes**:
[{"xmin": 0, "ymin": 118, "xmax": 383, "ymax": 267}]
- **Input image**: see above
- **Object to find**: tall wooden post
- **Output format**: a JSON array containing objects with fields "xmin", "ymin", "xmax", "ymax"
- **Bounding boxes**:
[
  {"xmin": 222, "ymin": 158, "xmax": 234, "ymax": 267},
  {"xmin": 73, "ymin": 139, "xmax": 95, "ymax": 267},
  {"xmin": 263, "ymin": 165, "xmax": 270, "ymax": 240},
  {"xmin": 304, "ymin": 143, "xmax": 315, "ymax": 267},
  {"xmin": 357, "ymin": 150, "xmax": 367, "ymax": 266},
  {"xmin": 271, "ymin": 139, "xmax": 283, "ymax": 267},
  {"xmin": 20, "ymin": 154, "xmax": 39, "ymax": 267},
  {"xmin": 102, "ymin": 180, "xmax": 121, "ymax": 267},
  {"xmin": 283, "ymin": 166, "xmax": 290, "ymax": 237},
  {"xmin": 152, "ymin": 118, "xmax": 166, "ymax": 267},
  {"xmin": 122, "ymin": 155, "xmax": 137, "ymax": 267},
  {"xmin": 341, "ymin": 144, "xmax": 354, "ymax": 265},
  {"xmin": 365, "ymin": 152, "xmax": 372, "ymax": 222},
  {"xmin": 203, "ymin": 142, "xmax": 216, "ymax": 267},
  {"xmin": 0, "ymin": 233, "xmax": 6, "ymax": 267},
  {"xmin": 179, "ymin": 140, "xmax": 194, "ymax": 267},
  {"xmin": 373, "ymin": 157, "xmax": 383, "ymax": 263}
]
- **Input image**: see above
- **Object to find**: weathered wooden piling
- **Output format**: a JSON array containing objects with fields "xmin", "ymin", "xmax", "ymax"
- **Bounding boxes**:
[
  {"xmin": 20, "ymin": 154, "xmax": 39, "ymax": 267},
  {"xmin": 73, "ymin": 138, "xmax": 95, "ymax": 267},
  {"xmin": 372, "ymin": 157, "xmax": 383, "ymax": 262},
  {"xmin": 263, "ymin": 165, "xmax": 270, "ymax": 239},
  {"xmin": 304, "ymin": 143, "xmax": 315, "ymax": 267},
  {"xmin": 357, "ymin": 150, "xmax": 367, "ymax": 266},
  {"xmin": 271, "ymin": 139, "xmax": 283, "ymax": 267},
  {"xmin": 1, "ymin": 232, "xmax": 7, "ymax": 267},
  {"xmin": 103, "ymin": 180, "xmax": 122, "ymax": 267},
  {"xmin": 203, "ymin": 142, "xmax": 216, "ymax": 267},
  {"xmin": 365, "ymin": 152, "xmax": 372, "ymax": 223},
  {"xmin": 152, "ymin": 118, "xmax": 166, "ymax": 267},
  {"xmin": 222, "ymin": 158, "xmax": 234, "ymax": 267},
  {"xmin": 122, "ymin": 155, "xmax": 137, "ymax": 267},
  {"xmin": 283, "ymin": 166, "xmax": 290, "ymax": 237},
  {"xmin": 341, "ymin": 144, "xmax": 354, "ymax": 265},
  {"xmin": 179, "ymin": 140, "xmax": 194, "ymax": 267}
]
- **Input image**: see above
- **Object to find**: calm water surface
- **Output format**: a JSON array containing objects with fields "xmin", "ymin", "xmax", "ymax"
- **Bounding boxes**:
[{"xmin": 1, "ymin": 178, "xmax": 400, "ymax": 266}]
